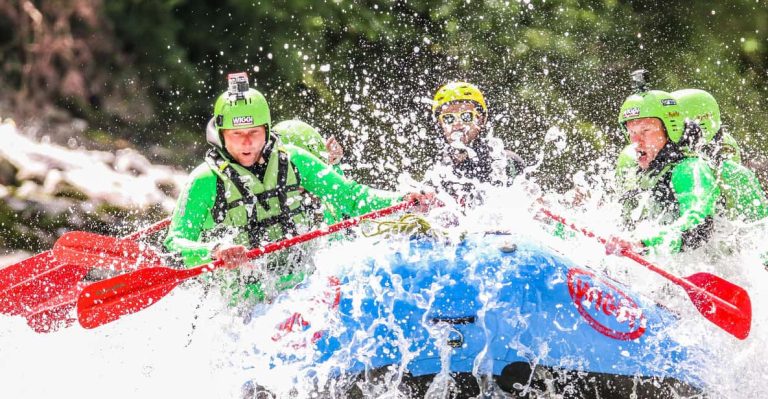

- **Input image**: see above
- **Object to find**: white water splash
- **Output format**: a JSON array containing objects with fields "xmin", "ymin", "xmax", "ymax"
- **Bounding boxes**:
[{"xmin": 1, "ymin": 156, "xmax": 767, "ymax": 399}]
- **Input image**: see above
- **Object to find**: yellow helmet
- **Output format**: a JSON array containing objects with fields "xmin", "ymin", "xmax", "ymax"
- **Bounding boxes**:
[{"xmin": 432, "ymin": 82, "xmax": 487, "ymax": 115}]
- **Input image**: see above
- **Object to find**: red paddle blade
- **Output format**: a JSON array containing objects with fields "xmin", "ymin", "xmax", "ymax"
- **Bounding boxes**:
[
  {"xmin": 685, "ymin": 272, "xmax": 752, "ymax": 340},
  {"xmin": 0, "ymin": 251, "xmax": 88, "ymax": 316},
  {"xmin": 539, "ymin": 207, "xmax": 753, "ymax": 339},
  {"xmin": 77, "ymin": 266, "xmax": 201, "ymax": 329},
  {"xmin": 76, "ymin": 201, "xmax": 415, "ymax": 330},
  {"xmin": 54, "ymin": 231, "xmax": 164, "ymax": 272},
  {"xmin": 0, "ymin": 219, "xmax": 171, "ymax": 323},
  {"xmin": 24, "ymin": 282, "xmax": 86, "ymax": 333}
]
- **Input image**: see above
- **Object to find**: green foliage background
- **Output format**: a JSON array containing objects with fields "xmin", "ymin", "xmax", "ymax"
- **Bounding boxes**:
[{"xmin": 2, "ymin": 0, "xmax": 767, "ymax": 189}]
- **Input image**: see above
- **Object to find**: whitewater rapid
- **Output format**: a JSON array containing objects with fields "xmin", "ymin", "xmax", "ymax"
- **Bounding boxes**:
[{"xmin": 1, "ymin": 185, "xmax": 767, "ymax": 398}]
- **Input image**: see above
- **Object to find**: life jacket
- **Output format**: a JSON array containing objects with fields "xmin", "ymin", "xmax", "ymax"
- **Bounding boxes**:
[
  {"xmin": 620, "ymin": 161, "xmax": 677, "ymax": 226},
  {"xmin": 439, "ymin": 137, "xmax": 524, "ymax": 206},
  {"xmin": 704, "ymin": 127, "xmax": 742, "ymax": 165},
  {"xmin": 203, "ymin": 140, "xmax": 309, "ymax": 248},
  {"xmin": 687, "ymin": 125, "xmax": 767, "ymax": 222},
  {"xmin": 617, "ymin": 126, "xmax": 765, "ymax": 224},
  {"xmin": 203, "ymin": 141, "xmax": 313, "ymax": 304},
  {"xmin": 716, "ymin": 159, "xmax": 768, "ymax": 222},
  {"xmin": 619, "ymin": 144, "xmax": 715, "ymax": 251},
  {"xmin": 446, "ymin": 137, "xmax": 524, "ymax": 182}
]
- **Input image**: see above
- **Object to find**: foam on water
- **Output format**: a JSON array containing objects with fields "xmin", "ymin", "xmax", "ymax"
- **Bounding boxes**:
[
  {"xmin": 1, "ymin": 184, "xmax": 767, "ymax": 398},
  {"xmin": 0, "ymin": 285, "xmax": 248, "ymax": 398}
]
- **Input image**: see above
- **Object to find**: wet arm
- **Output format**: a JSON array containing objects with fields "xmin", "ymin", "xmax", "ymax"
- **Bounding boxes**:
[
  {"xmin": 641, "ymin": 159, "xmax": 719, "ymax": 252},
  {"xmin": 163, "ymin": 166, "xmax": 218, "ymax": 266},
  {"xmin": 286, "ymin": 146, "xmax": 403, "ymax": 217}
]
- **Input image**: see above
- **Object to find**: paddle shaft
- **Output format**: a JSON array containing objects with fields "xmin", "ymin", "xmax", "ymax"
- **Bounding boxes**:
[
  {"xmin": 122, "ymin": 219, "xmax": 171, "ymax": 240},
  {"xmin": 77, "ymin": 200, "xmax": 416, "ymax": 328},
  {"xmin": 167, "ymin": 200, "xmax": 414, "ymax": 280},
  {"xmin": 539, "ymin": 208, "xmax": 740, "ymax": 313}
]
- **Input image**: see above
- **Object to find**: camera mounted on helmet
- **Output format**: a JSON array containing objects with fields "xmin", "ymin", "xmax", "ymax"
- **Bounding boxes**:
[
  {"xmin": 227, "ymin": 72, "xmax": 250, "ymax": 100},
  {"xmin": 618, "ymin": 70, "xmax": 685, "ymax": 143},
  {"xmin": 630, "ymin": 69, "xmax": 650, "ymax": 94},
  {"xmin": 206, "ymin": 72, "xmax": 272, "ymax": 149}
]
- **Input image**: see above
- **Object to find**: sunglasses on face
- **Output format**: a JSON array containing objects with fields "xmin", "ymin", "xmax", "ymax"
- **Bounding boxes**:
[{"xmin": 437, "ymin": 110, "xmax": 480, "ymax": 125}]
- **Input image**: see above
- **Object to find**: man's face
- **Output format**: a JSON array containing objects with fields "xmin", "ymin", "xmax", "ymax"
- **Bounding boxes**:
[
  {"xmin": 221, "ymin": 125, "xmax": 267, "ymax": 167},
  {"xmin": 626, "ymin": 118, "xmax": 668, "ymax": 170},
  {"xmin": 436, "ymin": 102, "xmax": 486, "ymax": 146}
]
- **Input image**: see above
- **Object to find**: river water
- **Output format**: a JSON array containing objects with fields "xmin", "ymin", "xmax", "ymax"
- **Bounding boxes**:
[{"xmin": 0, "ymin": 184, "xmax": 766, "ymax": 398}]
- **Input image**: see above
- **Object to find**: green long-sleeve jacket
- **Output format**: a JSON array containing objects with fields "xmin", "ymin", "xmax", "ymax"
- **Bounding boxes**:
[
  {"xmin": 164, "ymin": 144, "xmax": 402, "ymax": 266},
  {"xmin": 718, "ymin": 159, "xmax": 768, "ymax": 222},
  {"xmin": 318, "ymin": 164, "xmax": 348, "ymax": 224},
  {"xmin": 620, "ymin": 147, "xmax": 720, "ymax": 253}
]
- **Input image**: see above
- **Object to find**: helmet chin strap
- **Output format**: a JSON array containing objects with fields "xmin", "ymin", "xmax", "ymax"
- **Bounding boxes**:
[{"xmin": 251, "ymin": 136, "xmax": 275, "ymax": 166}]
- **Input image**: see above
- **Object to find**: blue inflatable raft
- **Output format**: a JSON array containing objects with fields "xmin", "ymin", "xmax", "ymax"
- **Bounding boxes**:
[{"xmin": 264, "ymin": 233, "xmax": 701, "ymax": 398}]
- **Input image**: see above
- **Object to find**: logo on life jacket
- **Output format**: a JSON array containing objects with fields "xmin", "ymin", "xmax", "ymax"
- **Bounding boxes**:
[
  {"xmin": 567, "ymin": 268, "xmax": 646, "ymax": 340},
  {"xmin": 623, "ymin": 107, "xmax": 641, "ymax": 118},
  {"xmin": 661, "ymin": 99, "xmax": 677, "ymax": 106},
  {"xmin": 232, "ymin": 115, "xmax": 254, "ymax": 126}
]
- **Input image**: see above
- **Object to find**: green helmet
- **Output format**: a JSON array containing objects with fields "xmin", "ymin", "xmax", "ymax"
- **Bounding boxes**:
[
  {"xmin": 273, "ymin": 120, "xmax": 328, "ymax": 162},
  {"xmin": 205, "ymin": 73, "xmax": 271, "ymax": 148},
  {"xmin": 618, "ymin": 90, "xmax": 685, "ymax": 143},
  {"xmin": 672, "ymin": 89, "xmax": 721, "ymax": 142}
]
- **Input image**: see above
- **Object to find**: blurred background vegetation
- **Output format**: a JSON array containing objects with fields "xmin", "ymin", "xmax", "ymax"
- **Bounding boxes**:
[{"xmin": 1, "ymin": 0, "xmax": 767, "ymax": 190}]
